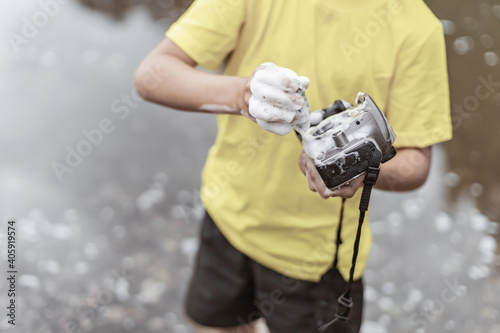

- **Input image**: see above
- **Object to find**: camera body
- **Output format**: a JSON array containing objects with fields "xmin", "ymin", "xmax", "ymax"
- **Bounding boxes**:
[{"xmin": 299, "ymin": 93, "xmax": 397, "ymax": 189}]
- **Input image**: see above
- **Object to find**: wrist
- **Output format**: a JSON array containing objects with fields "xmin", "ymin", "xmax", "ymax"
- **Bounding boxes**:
[{"xmin": 231, "ymin": 76, "xmax": 249, "ymax": 114}]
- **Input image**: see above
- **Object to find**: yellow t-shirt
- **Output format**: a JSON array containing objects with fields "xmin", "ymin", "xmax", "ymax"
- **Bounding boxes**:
[{"xmin": 166, "ymin": 0, "xmax": 452, "ymax": 282}]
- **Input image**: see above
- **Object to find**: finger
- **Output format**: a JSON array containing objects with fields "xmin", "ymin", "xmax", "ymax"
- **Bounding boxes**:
[
  {"xmin": 310, "ymin": 109, "xmax": 325, "ymax": 126},
  {"xmin": 275, "ymin": 69, "xmax": 310, "ymax": 94},
  {"xmin": 253, "ymin": 67, "xmax": 301, "ymax": 93},
  {"xmin": 298, "ymin": 151, "xmax": 308, "ymax": 175},
  {"xmin": 327, "ymin": 180, "xmax": 362, "ymax": 198},
  {"xmin": 306, "ymin": 171, "xmax": 317, "ymax": 192},
  {"xmin": 249, "ymin": 97, "xmax": 298, "ymax": 122},
  {"xmin": 292, "ymin": 105, "xmax": 311, "ymax": 129},
  {"xmin": 297, "ymin": 75, "xmax": 310, "ymax": 90},
  {"xmin": 256, "ymin": 119, "xmax": 292, "ymax": 136},
  {"xmin": 306, "ymin": 162, "xmax": 331, "ymax": 199},
  {"xmin": 318, "ymin": 186, "xmax": 335, "ymax": 199},
  {"xmin": 250, "ymin": 84, "xmax": 305, "ymax": 111},
  {"xmin": 275, "ymin": 65, "xmax": 300, "ymax": 78},
  {"xmin": 303, "ymin": 158, "xmax": 317, "ymax": 191},
  {"xmin": 330, "ymin": 187, "xmax": 357, "ymax": 198},
  {"xmin": 255, "ymin": 62, "xmax": 275, "ymax": 70},
  {"xmin": 312, "ymin": 181, "xmax": 331, "ymax": 199},
  {"xmin": 240, "ymin": 109, "xmax": 256, "ymax": 122}
]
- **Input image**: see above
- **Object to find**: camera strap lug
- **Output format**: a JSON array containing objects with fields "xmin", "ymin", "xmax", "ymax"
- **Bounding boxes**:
[
  {"xmin": 359, "ymin": 163, "xmax": 380, "ymax": 213},
  {"xmin": 363, "ymin": 166, "xmax": 380, "ymax": 186}
]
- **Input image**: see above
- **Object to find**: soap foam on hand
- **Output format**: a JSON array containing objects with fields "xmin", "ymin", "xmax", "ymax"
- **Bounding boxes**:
[
  {"xmin": 301, "ymin": 106, "xmax": 364, "ymax": 166},
  {"xmin": 249, "ymin": 62, "xmax": 311, "ymax": 135}
]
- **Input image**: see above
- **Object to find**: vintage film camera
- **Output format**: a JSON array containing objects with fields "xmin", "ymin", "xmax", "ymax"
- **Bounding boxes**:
[{"xmin": 298, "ymin": 93, "xmax": 397, "ymax": 189}]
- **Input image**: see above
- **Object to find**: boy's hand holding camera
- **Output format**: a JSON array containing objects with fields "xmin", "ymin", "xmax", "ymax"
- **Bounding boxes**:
[{"xmin": 299, "ymin": 150, "xmax": 366, "ymax": 199}]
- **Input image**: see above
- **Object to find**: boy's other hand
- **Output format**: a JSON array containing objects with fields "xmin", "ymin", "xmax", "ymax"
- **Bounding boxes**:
[
  {"xmin": 241, "ymin": 63, "xmax": 311, "ymax": 135},
  {"xmin": 298, "ymin": 150, "xmax": 364, "ymax": 199}
]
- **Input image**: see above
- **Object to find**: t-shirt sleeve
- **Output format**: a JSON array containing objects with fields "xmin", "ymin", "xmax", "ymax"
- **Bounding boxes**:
[
  {"xmin": 386, "ymin": 23, "xmax": 453, "ymax": 148},
  {"xmin": 165, "ymin": 0, "xmax": 246, "ymax": 71}
]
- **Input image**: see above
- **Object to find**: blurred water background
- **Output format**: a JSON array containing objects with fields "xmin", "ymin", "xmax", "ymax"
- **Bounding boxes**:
[{"xmin": 0, "ymin": 1, "xmax": 499, "ymax": 332}]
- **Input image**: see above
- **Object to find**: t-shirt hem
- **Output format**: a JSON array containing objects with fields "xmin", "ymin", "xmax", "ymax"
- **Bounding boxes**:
[{"xmin": 202, "ymin": 202, "xmax": 366, "ymax": 283}]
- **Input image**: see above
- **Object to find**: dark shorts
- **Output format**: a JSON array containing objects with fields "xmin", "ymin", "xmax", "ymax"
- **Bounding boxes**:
[{"xmin": 184, "ymin": 213, "xmax": 364, "ymax": 333}]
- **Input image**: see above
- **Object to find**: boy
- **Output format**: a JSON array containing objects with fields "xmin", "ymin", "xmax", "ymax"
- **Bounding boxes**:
[{"xmin": 135, "ymin": 0, "xmax": 452, "ymax": 332}]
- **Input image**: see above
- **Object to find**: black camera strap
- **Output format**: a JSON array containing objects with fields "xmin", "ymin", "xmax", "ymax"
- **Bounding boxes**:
[{"xmin": 318, "ymin": 157, "xmax": 381, "ymax": 332}]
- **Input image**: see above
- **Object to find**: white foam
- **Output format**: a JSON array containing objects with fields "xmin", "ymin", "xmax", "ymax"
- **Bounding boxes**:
[
  {"xmin": 299, "ymin": 100, "xmax": 368, "ymax": 166},
  {"xmin": 248, "ymin": 62, "xmax": 310, "ymax": 135},
  {"xmin": 200, "ymin": 104, "xmax": 239, "ymax": 113}
]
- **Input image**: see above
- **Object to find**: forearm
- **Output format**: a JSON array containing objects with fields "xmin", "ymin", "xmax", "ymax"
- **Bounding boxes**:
[
  {"xmin": 134, "ymin": 39, "xmax": 247, "ymax": 114},
  {"xmin": 375, "ymin": 147, "xmax": 432, "ymax": 191}
]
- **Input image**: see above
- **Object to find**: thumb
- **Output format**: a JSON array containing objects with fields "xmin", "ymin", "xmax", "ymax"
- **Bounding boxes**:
[{"xmin": 297, "ymin": 76, "xmax": 310, "ymax": 90}]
